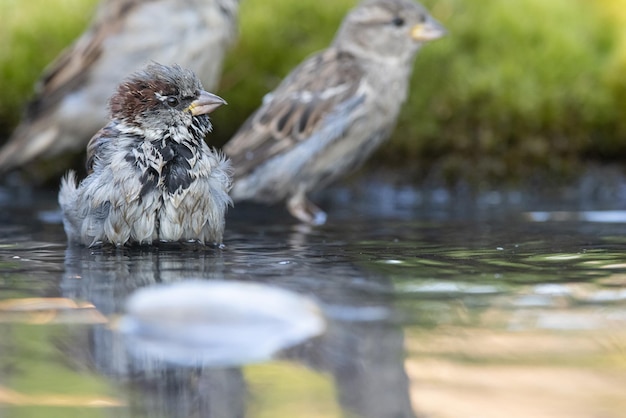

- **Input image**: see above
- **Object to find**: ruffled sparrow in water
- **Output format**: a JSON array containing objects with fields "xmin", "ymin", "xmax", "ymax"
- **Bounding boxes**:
[{"xmin": 59, "ymin": 63, "xmax": 232, "ymax": 247}]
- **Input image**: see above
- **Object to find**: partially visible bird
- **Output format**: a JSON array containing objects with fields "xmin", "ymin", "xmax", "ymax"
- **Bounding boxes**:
[
  {"xmin": 59, "ymin": 63, "xmax": 232, "ymax": 247},
  {"xmin": 223, "ymin": 0, "xmax": 445, "ymax": 225},
  {"xmin": 0, "ymin": 0, "xmax": 239, "ymax": 181}
]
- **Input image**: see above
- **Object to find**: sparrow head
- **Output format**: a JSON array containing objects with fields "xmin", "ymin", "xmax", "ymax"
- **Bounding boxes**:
[
  {"xmin": 109, "ymin": 63, "xmax": 226, "ymax": 138},
  {"xmin": 334, "ymin": 0, "xmax": 446, "ymax": 62}
]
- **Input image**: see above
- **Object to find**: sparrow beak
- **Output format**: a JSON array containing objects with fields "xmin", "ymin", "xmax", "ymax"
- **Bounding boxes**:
[
  {"xmin": 410, "ymin": 17, "xmax": 446, "ymax": 42},
  {"xmin": 187, "ymin": 90, "xmax": 227, "ymax": 116}
]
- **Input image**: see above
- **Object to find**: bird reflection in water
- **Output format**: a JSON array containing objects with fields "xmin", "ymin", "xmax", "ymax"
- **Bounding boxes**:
[{"xmin": 60, "ymin": 227, "xmax": 417, "ymax": 418}]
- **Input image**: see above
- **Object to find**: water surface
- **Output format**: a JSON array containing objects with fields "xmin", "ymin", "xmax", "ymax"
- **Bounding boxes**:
[{"xmin": 1, "ymin": 183, "xmax": 625, "ymax": 418}]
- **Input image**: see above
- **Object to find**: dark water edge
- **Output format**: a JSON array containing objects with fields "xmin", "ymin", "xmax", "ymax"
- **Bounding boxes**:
[{"xmin": 3, "ymin": 161, "xmax": 626, "ymax": 215}]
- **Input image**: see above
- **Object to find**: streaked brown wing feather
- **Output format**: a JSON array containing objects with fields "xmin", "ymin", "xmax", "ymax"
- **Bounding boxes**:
[
  {"xmin": 25, "ymin": 0, "xmax": 147, "ymax": 120},
  {"xmin": 224, "ymin": 48, "xmax": 364, "ymax": 178}
]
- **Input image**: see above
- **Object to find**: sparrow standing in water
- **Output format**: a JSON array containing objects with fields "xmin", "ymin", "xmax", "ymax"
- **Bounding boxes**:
[
  {"xmin": 223, "ymin": 0, "xmax": 445, "ymax": 225},
  {"xmin": 59, "ymin": 63, "xmax": 232, "ymax": 247},
  {"xmin": 0, "ymin": 0, "xmax": 239, "ymax": 180}
]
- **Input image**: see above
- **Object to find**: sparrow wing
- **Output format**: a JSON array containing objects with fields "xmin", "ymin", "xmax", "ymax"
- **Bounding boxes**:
[
  {"xmin": 223, "ymin": 48, "xmax": 367, "ymax": 178},
  {"xmin": 25, "ymin": 0, "xmax": 143, "ymax": 120},
  {"xmin": 85, "ymin": 122, "xmax": 121, "ymax": 174}
]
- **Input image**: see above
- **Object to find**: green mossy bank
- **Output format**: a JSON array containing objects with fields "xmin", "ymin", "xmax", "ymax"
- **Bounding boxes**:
[{"xmin": 1, "ymin": 0, "xmax": 625, "ymax": 184}]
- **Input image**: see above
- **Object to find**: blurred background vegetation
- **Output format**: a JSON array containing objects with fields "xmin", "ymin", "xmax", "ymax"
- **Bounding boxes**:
[{"xmin": 1, "ymin": 0, "xmax": 626, "ymax": 186}]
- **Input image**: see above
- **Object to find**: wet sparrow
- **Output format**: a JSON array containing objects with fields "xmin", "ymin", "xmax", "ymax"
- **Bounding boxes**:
[
  {"xmin": 223, "ymin": 0, "xmax": 445, "ymax": 225},
  {"xmin": 59, "ymin": 63, "xmax": 232, "ymax": 247},
  {"xmin": 0, "ymin": 0, "xmax": 239, "ymax": 180}
]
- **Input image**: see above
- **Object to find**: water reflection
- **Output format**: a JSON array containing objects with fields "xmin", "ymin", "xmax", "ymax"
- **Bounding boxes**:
[{"xmin": 58, "ymin": 226, "xmax": 416, "ymax": 418}]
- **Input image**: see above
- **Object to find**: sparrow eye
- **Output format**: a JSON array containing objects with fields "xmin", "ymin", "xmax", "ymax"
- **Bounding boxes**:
[
  {"xmin": 391, "ymin": 17, "xmax": 405, "ymax": 27},
  {"xmin": 166, "ymin": 96, "xmax": 179, "ymax": 107}
]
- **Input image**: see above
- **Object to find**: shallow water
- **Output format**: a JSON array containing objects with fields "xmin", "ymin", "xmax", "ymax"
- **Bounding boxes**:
[{"xmin": 1, "ymin": 182, "xmax": 626, "ymax": 418}]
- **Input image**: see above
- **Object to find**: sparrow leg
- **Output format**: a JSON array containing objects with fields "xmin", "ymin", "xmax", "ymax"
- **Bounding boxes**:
[{"xmin": 287, "ymin": 190, "xmax": 327, "ymax": 225}]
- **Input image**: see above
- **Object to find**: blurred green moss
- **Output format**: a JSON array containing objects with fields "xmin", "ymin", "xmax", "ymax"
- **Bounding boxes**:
[
  {"xmin": 602, "ymin": 0, "xmax": 626, "ymax": 142},
  {"xmin": 1, "ymin": 0, "xmax": 625, "ymax": 183},
  {"xmin": 394, "ymin": 0, "xmax": 622, "ymax": 184}
]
